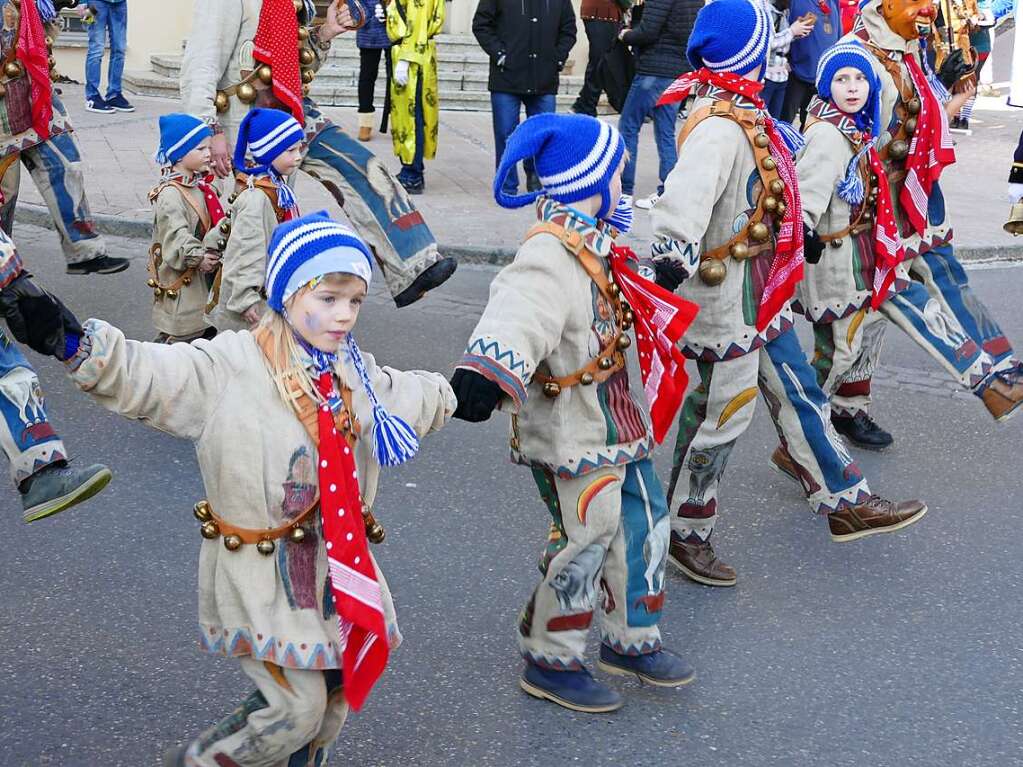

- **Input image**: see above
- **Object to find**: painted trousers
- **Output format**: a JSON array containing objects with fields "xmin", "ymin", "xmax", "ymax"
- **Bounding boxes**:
[
  {"xmin": 301, "ymin": 124, "xmax": 442, "ymax": 300},
  {"xmin": 519, "ymin": 458, "xmax": 669, "ymax": 669},
  {"xmin": 815, "ymin": 244, "xmax": 1015, "ymax": 415},
  {"xmin": 0, "ymin": 331, "xmax": 66, "ymax": 487},
  {"xmin": 667, "ymin": 327, "xmax": 871, "ymax": 543},
  {"xmin": 0, "ymin": 132, "xmax": 107, "ymax": 265},
  {"xmin": 183, "ymin": 658, "xmax": 348, "ymax": 767}
]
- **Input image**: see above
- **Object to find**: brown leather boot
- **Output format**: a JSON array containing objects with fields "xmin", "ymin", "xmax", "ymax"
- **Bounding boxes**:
[
  {"xmin": 828, "ymin": 496, "xmax": 927, "ymax": 542},
  {"xmin": 770, "ymin": 445, "xmax": 801, "ymax": 486},
  {"xmin": 981, "ymin": 371, "xmax": 1023, "ymax": 422},
  {"xmin": 668, "ymin": 534, "xmax": 737, "ymax": 586}
]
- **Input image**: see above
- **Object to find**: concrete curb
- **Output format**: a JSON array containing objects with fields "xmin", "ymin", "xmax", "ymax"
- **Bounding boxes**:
[{"xmin": 14, "ymin": 202, "xmax": 1023, "ymax": 266}]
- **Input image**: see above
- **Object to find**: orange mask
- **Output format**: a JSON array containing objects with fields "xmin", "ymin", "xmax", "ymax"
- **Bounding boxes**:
[{"xmin": 881, "ymin": 0, "xmax": 937, "ymax": 40}]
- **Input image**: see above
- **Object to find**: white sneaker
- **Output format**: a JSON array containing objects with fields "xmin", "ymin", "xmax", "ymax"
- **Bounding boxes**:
[{"xmin": 635, "ymin": 193, "xmax": 661, "ymax": 210}]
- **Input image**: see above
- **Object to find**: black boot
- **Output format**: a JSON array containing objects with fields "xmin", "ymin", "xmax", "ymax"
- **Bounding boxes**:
[
  {"xmin": 393, "ymin": 257, "xmax": 458, "ymax": 308},
  {"xmin": 831, "ymin": 411, "xmax": 894, "ymax": 451}
]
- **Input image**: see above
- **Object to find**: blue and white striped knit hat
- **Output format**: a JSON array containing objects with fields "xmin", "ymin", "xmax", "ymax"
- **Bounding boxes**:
[
  {"xmin": 815, "ymin": 41, "xmax": 882, "ymax": 133},
  {"xmin": 493, "ymin": 113, "xmax": 626, "ymax": 219},
  {"xmin": 687, "ymin": 0, "xmax": 771, "ymax": 76},
  {"xmin": 155, "ymin": 113, "xmax": 212, "ymax": 166},
  {"xmin": 233, "ymin": 108, "xmax": 305, "ymax": 176},
  {"xmin": 265, "ymin": 210, "xmax": 374, "ymax": 312}
]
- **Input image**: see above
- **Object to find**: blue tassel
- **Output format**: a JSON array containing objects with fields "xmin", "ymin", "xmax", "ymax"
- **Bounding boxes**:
[
  {"xmin": 269, "ymin": 169, "xmax": 298, "ymax": 210},
  {"xmin": 836, "ymin": 142, "xmax": 873, "ymax": 205},
  {"xmin": 772, "ymin": 119, "xmax": 806, "ymax": 156},
  {"xmin": 605, "ymin": 194, "xmax": 633, "ymax": 233}
]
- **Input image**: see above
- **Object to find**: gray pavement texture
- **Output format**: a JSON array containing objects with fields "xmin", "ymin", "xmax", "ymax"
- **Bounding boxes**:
[
  {"xmin": 14, "ymin": 82, "xmax": 1023, "ymax": 262},
  {"xmin": 0, "ymin": 224, "xmax": 1021, "ymax": 766}
]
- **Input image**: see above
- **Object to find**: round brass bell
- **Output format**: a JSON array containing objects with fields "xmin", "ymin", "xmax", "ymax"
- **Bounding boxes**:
[
  {"xmin": 754, "ymin": 133, "xmax": 770, "ymax": 148},
  {"xmin": 902, "ymin": 117, "xmax": 917, "ymax": 135},
  {"xmin": 906, "ymin": 97, "xmax": 921, "ymax": 115},
  {"xmin": 219, "ymin": 220, "xmax": 231, "ymax": 235},
  {"xmin": 769, "ymin": 179, "xmax": 785, "ymax": 196},
  {"xmin": 256, "ymin": 538, "xmax": 276, "ymax": 556},
  {"xmin": 366, "ymin": 522, "xmax": 386, "ymax": 544},
  {"xmin": 762, "ymin": 157, "xmax": 777, "ymax": 171},
  {"xmin": 598, "ymin": 356, "xmax": 614, "ymax": 370},
  {"xmin": 4, "ymin": 61, "xmax": 22, "ymax": 79},
  {"xmin": 698, "ymin": 258, "xmax": 727, "ymax": 286},
  {"xmin": 223, "ymin": 534, "xmax": 243, "ymax": 551},
  {"xmin": 608, "ymin": 283, "xmax": 621, "ymax": 297},
  {"xmin": 200, "ymin": 520, "xmax": 220, "ymax": 540},
  {"xmin": 166, "ymin": 289, "xmax": 178, "ymax": 299},
  {"xmin": 299, "ymin": 48, "xmax": 315, "ymax": 67},
  {"xmin": 146, "ymin": 278, "xmax": 158, "ymax": 288},
  {"xmin": 193, "ymin": 500, "xmax": 212, "ymax": 522},
  {"xmin": 217, "ymin": 238, "xmax": 227, "ymax": 250},
  {"xmin": 750, "ymin": 222, "xmax": 770, "ymax": 243},
  {"xmin": 622, "ymin": 310, "xmax": 635, "ymax": 326},
  {"xmin": 214, "ymin": 91, "xmax": 230, "ymax": 113},
  {"xmin": 616, "ymin": 334, "xmax": 632, "ymax": 350},
  {"xmin": 44, "ymin": 36, "xmax": 53, "ymax": 48},
  {"xmin": 237, "ymin": 83, "xmax": 257, "ymax": 104},
  {"xmin": 154, "ymin": 287, "xmax": 165, "ymax": 299},
  {"xmin": 289, "ymin": 526, "xmax": 307, "ymax": 543},
  {"xmin": 830, "ymin": 238, "xmax": 844, "ymax": 248},
  {"xmin": 776, "ymin": 202, "xmax": 786, "ymax": 218},
  {"xmin": 298, "ymin": 26, "xmax": 310, "ymax": 41},
  {"xmin": 301, "ymin": 68, "xmax": 315, "ymax": 84},
  {"xmin": 542, "ymin": 381, "xmax": 562, "ymax": 398},
  {"xmin": 47, "ymin": 56, "xmax": 56, "ymax": 70},
  {"xmin": 730, "ymin": 242, "xmax": 750, "ymax": 260},
  {"xmin": 763, "ymin": 196, "xmax": 778, "ymax": 213},
  {"xmin": 302, "ymin": 83, "xmax": 311, "ymax": 97},
  {"xmin": 183, "ymin": 276, "xmax": 192, "ymax": 286},
  {"xmin": 580, "ymin": 372, "xmax": 595, "ymax": 385},
  {"xmin": 888, "ymin": 139, "xmax": 909, "ymax": 160},
  {"xmin": 257, "ymin": 65, "xmax": 273, "ymax": 84}
]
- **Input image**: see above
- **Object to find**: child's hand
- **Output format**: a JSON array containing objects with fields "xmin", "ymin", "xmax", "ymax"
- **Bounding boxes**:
[
  {"xmin": 243, "ymin": 305, "xmax": 262, "ymax": 326},
  {"xmin": 198, "ymin": 251, "xmax": 220, "ymax": 273}
]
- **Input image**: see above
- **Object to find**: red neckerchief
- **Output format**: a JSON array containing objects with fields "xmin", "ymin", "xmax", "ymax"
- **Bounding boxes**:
[
  {"xmin": 314, "ymin": 371, "xmax": 388, "ymax": 711},
  {"xmin": 609, "ymin": 246, "xmax": 699, "ymax": 444},
  {"xmin": 659, "ymin": 69, "xmax": 805, "ymax": 331},
  {"xmin": 199, "ymin": 173, "xmax": 226, "ymax": 231},
  {"xmin": 17, "ymin": 0, "xmax": 52, "ymax": 140},
  {"xmin": 807, "ymin": 98, "xmax": 905, "ymax": 308},
  {"xmin": 252, "ymin": 0, "xmax": 305, "ymax": 125},
  {"xmin": 899, "ymin": 54, "xmax": 955, "ymax": 235}
]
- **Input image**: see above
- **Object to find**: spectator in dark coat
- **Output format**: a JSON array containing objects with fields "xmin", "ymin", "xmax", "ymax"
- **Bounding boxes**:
[
  {"xmin": 356, "ymin": 2, "xmax": 392, "ymax": 142},
  {"xmin": 472, "ymin": 0, "xmax": 577, "ymax": 195},
  {"xmin": 572, "ymin": 0, "xmax": 624, "ymax": 116},
  {"xmin": 782, "ymin": 0, "xmax": 841, "ymax": 126},
  {"xmin": 617, "ymin": 0, "xmax": 700, "ymax": 210}
]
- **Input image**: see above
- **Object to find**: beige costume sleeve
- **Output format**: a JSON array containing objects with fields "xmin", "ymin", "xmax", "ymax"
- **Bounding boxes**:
[
  {"xmin": 180, "ymin": 0, "xmax": 244, "ymax": 124},
  {"xmin": 153, "ymin": 189, "xmax": 205, "ymax": 271},
  {"xmin": 797, "ymin": 122, "xmax": 850, "ymax": 230},
  {"xmin": 222, "ymin": 190, "xmax": 276, "ymax": 316}
]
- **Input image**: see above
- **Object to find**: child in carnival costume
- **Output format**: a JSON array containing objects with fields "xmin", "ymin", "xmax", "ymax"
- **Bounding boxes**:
[
  {"xmin": 453, "ymin": 112, "xmax": 701, "ymax": 713},
  {"xmin": 828, "ymin": 0, "xmax": 1023, "ymax": 430},
  {"xmin": 52, "ymin": 211, "xmax": 455, "ymax": 765},
  {"xmin": 149, "ymin": 114, "xmax": 226, "ymax": 344},
  {"xmin": 207, "ymin": 107, "xmax": 304, "ymax": 333},
  {"xmin": 652, "ymin": 0, "xmax": 926, "ymax": 588}
]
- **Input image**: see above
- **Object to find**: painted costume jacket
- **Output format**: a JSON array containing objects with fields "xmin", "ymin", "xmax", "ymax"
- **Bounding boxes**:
[
  {"xmin": 650, "ymin": 86, "xmax": 793, "ymax": 362},
  {"xmin": 795, "ymin": 105, "xmax": 908, "ymax": 321},
  {"xmin": 386, "ymin": 0, "xmax": 443, "ymax": 166},
  {"xmin": 843, "ymin": 3, "xmax": 953, "ymax": 260},
  {"xmin": 459, "ymin": 200, "xmax": 653, "ymax": 480},
  {"xmin": 150, "ymin": 178, "xmax": 217, "ymax": 338},
  {"xmin": 0, "ymin": 0, "xmax": 70, "ymax": 155},
  {"xmin": 66, "ymin": 322, "xmax": 454, "ymax": 670}
]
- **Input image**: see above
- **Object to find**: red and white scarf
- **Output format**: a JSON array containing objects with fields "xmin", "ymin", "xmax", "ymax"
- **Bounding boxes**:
[
  {"xmin": 658, "ymin": 69, "xmax": 805, "ymax": 332},
  {"xmin": 252, "ymin": 0, "xmax": 305, "ymax": 125},
  {"xmin": 17, "ymin": 0, "xmax": 52, "ymax": 140},
  {"xmin": 314, "ymin": 371, "xmax": 388, "ymax": 711},
  {"xmin": 199, "ymin": 173, "xmax": 226, "ymax": 230},
  {"xmin": 899, "ymin": 54, "xmax": 955, "ymax": 235},
  {"xmin": 609, "ymin": 246, "xmax": 699, "ymax": 444}
]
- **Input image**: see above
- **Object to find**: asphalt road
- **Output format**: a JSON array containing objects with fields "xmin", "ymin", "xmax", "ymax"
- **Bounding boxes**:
[{"xmin": 0, "ymin": 225, "xmax": 1021, "ymax": 767}]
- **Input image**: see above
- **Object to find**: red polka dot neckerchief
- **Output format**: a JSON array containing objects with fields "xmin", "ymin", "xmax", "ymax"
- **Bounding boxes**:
[{"xmin": 17, "ymin": 0, "xmax": 53, "ymax": 141}]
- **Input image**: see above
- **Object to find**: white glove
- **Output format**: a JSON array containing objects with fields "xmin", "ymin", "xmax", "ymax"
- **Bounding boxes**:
[
  {"xmin": 1008, "ymin": 183, "xmax": 1023, "ymax": 203},
  {"xmin": 395, "ymin": 59, "xmax": 410, "ymax": 87},
  {"xmin": 374, "ymin": 2, "xmax": 385, "ymax": 21}
]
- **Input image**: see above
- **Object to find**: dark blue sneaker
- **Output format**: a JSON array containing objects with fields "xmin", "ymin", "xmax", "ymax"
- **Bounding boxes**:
[
  {"xmin": 85, "ymin": 95, "xmax": 114, "ymax": 114},
  {"xmin": 597, "ymin": 645, "xmax": 696, "ymax": 688},
  {"xmin": 105, "ymin": 92, "xmax": 135, "ymax": 112},
  {"xmin": 520, "ymin": 661, "xmax": 623, "ymax": 713}
]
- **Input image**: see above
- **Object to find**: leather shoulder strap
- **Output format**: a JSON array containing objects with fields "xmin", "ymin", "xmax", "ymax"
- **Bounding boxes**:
[
  {"xmin": 169, "ymin": 180, "xmax": 212, "ymax": 234},
  {"xmin": 236, "ymin": 173, "xmax": 288, "ymax": 223},
  {"xmin": 676, "ymin": 100, "xmax": 759, "ymax": 153}
]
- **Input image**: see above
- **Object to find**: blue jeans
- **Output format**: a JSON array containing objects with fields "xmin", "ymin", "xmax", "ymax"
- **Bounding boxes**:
[
  {"xmin": 85, "ymin": 0, "xmax": 127, "ymax": 100},
  {"xmin": 617, "ymin": 75, "xmax": 679, "ymax": 197},
  {"xmin": 762, "ymin": 79, "xmax": 787, "ymax": 120},
  {"xmin": 490, "ymin": 92, "xmax": 556, "ymax": 194},
  {"xmin": 399, "ymin": 75, "xmax": 426, "ymax": 182}
]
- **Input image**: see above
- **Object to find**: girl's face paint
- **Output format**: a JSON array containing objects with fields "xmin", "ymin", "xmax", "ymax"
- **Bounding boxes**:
[{"xmin": 289, "ymin": 275, "xmax": 367, "ymax": 353}]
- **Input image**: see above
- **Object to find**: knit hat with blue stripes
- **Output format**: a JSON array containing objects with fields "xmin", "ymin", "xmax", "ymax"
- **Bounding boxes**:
[
  {"xmin": 687, "ymin": 0, "xmax": 771, "ymax": 77},
  {"xmin": 155, "ymin": 113, "xmax": 212, "ymax": 166},
  {"xmin": 815, "ymin": 41, "xmax": 882, "ymax": 134},
  {"xmin": 493, "ymin": 113, "xmax": 626, "ymax": 219},
  {"xmin": 233, "ymin": 107, "xmax": 305, "ymax": 176}
]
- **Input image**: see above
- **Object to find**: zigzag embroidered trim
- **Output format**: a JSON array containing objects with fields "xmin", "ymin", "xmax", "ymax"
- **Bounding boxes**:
[
  {"xmin": 683, "ymin": 314, "xmax": 794, "ymax": 363},
  {"xmin": 199, "ymin": 625, "xmax": 341, "ymax": 670},
  {"xmin": 600, "ymin": 636, "xmax": 663, "ymax": 657},
  {"xmin": 523, "ymin": 650, "xmax": 586, "ymax": 671}
]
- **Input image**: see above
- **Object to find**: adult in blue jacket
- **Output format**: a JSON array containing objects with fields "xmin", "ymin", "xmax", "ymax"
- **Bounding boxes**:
[{"xmin": 782, "ymin": 0, "xmax": 841, "ymax": 125}]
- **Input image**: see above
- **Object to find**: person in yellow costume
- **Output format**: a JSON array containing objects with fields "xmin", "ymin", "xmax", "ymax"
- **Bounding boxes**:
[{"xmin": 386, "ymin": 0, "xmax": 444, "ymax": 194}]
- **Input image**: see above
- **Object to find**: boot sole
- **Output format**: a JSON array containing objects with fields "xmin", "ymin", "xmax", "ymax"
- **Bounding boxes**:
[
  {"xmin": 597, "ymin": 659, "xmax": 696, "ymax": 688},
  {"xmin": 518, "ymin": 677, "xmax": 624, "ymax": 713},
  {"xmin": 833, "ymin": 432, "xmax": 893, "ymax": 452},
  {"xmin": 829, "ymin": 504, "xmax": 928, "ymax": 543},
  {"xmin": 67, "ymin": 262, "xmax": 131, "ymax": 275},
  {"xmin": 667, "ymin": 552, "xmax": 737, "ymax": 587},
  {"xmin": 24, "ymin": 468, "xmax": 112, "ymax": 523},
  {"xmin": 393, "ymin": 258, "xmax": 458, "ymax": 308}
]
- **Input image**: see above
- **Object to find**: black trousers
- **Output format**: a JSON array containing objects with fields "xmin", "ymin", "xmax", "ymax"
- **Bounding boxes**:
[
  {"xmin": 781, "ymin": 76, "xmax": 815, "ymax": 128},
  {"xmin": 357, "ymin": 46, "xmax": 393, "ymax": 114},
  {"xmin": 573, "ymin": 19, "xmax": 619, "ymax": 115}
]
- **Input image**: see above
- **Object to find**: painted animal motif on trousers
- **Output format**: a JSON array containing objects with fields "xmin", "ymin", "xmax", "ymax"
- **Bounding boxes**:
[
  {"xmin": 780, "ymin": 362, "xmax": 856, "ymax": 471},
  {"xmin": 686, "ymin": 442, "xmax": 734, "ymax": 507},
  {"xmin": 642, "ymin": 515, "xmax": 669, "ymax": 595},
  {"xmin": 549, "ymin": 543, "xmax": 606, "ymax": 613},
  {"xmin": 839, "ymin": 315, "xmax": 887, "ymax": 385},
  {"xmin": 0, "ymin": 366, "xmax": 44, "ymax": 426}
]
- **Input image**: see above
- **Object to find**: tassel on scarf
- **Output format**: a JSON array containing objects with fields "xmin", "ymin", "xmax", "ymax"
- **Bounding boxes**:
[
  {"xmin": 606, "ymin": 194, "xmax": 634, "ymax": 233},
  {"xmin": 773, "ymin": 119, "xmax": 807, "ymax": 155},
  {"xmin": 269, "ymin": 168, "xmax": 298, "ymax": 210},
  {"xmin": 836, "ymin": 140, "xmax": 874, "ymax": 205}
]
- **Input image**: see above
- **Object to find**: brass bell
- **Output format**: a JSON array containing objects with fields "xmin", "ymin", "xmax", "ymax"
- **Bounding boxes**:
[
  {"xmin": 608, "ymin": 283, "xmax": 621, "ymax": 297},
  {"xmin": 166, "ymin": 289, "xmax": 178, "ymax": 299},
  {"xmin": 622, "ymin": 310, "xmax": 635, "ymax": 327},
  {"xmin": 183, "ymin": 276, "xmax": 192, "ymax": 286},
  {"xmin": 301, "ymin": 68, "xmax": 315, "ymax": 84},
  {"xmin": 256, "ymin": 538, "xmax": 276, "ymax": 556},
  {"xmin": 217, "ymin": 238, "xmax": 227, "ymax": 250},
  {"xmin": 887, "ymin": 139, "xmax": 909, "ymax": 160},
  {"xmin": 289, "ymin": 526, "xmax": 307, "ymax": 543},
  {"xmin": 44, "ymin": 36, "xmax": 53, "ymax": 48},
  {"xmin": 730, "ymin": 242, "xmax": 750, "ymax": 260},
  {"xmin": 510, "ymin": 436, "xmax": 520, "ymax": 451},
  {"xmin": 299, "ymin": 48, "xmax": 315, "ymax": 66},
  {"xmin": 830, "ymin": 238, "xmax": 844, "ymax": 248},
  {"xmin": 580, "ymin": 372, "xmax": 595, "ymax": 385},
  {"xmin": 1003, "ymin": 201, "xmax": 1023, "ymax": 235},
  {"xmin": 153, "ymin": 287, "xmax": 165, "ymax": 299},
  {"xmin": 754, "ymin": 133, "xmax": 770, "ymax": 148},
  {"xmin": 302, "ymin": 83, "xmax": 311, "ymax": 97},
  {"xmin": 616, "ymin": 334, "xmax": 632, "ymax": 350},
  {"xmin": 228, "ymin": 193, "xmax": 238, "ymax": 204},
  {"xmin": 762, "ymin": 157, "xmax": 776, "ymax": 171},
  {"xmin": 219, "ymin": 220, "xmax": 231, "ymax": 235},
  {"xmin": 366, "ymin": 522, "xmax": 386, "ymax": 544},
  {"xmin": 750, "ymin": 222, "xmax": 770, "ymax": 243},
  {"xmin": 598, "ymin": 356, "xmax": 614, "ymax": 370},
  {"xmin": 237, "ymin": 83, "xmax": 257, "ymax": 103},
  {"xmin": 698, "ymin": 258, "xmax": 727, "ymax": 286},
  {"xmin": 906, "ymin": 97, "xmax": 921, "ymax": 115},
  {"xmin": 214, "ymin": 91, "xmax": 230, "ymax": 113},
  {"xmin": 776, "ymin": 203, "xmax": 786, "ymax": 217},
  {"xmin": 769, "ymin": 179, "xmax": 785, "ymax": 196},
  {"xmin": 193, "ymin": 500, "xmax": 212, "ymax": 522},
  {"xmin": 257, "ymin": 64, "xmax": 273, "ymax": 84},
  {"xmin": 903, "ymin": 117, "xmax": 918, "ymax": 135},
  {"xmin": 223, "ymin": 534, "xmax": 243, "ymax": 551},
  {"xmin": 298, "ymin": 26, "xmax": 310, "ymax": 40},
  {"xmin": 542, "ymin": 381, "xmax": 562, "ymax": 398},
  {"xmin": 763, "ymin": 196, "xmax": 778, "ymax": 213},
  {"xmin": 200, "ymin": 520, "xmax": 220, "ymax": 540},
  {"xmin": 146, "ymin": 278, "xmax": 158, "ymax": 288},
  {"xmin": 47, "ymin": 56, "xmax": 56, "ymax": 70},
  {"xmin": 4, "ymin": 61, "xmax": 22, "ymax": 79}
]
